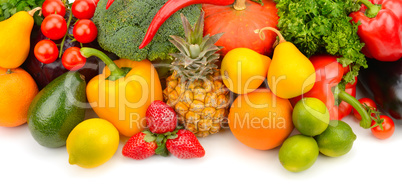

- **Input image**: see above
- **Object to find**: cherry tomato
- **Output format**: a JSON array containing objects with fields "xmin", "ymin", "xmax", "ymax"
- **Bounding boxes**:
[
  {"xmin": 353, "ymin": 97, "xmax": 377, "ymax": 120},
  {"xmin": 41, "ymin": 14, "xmax": 67, "ymax": 40},
  {"xmin": 71, "ymin": 0, "xmax": 96, "ymax": 19},
  {"xmin": 34, "ymin": 40, "xmax": 59, "ymax": 64},
  {"xmin": 42, "ymin": 0, "xmax": 66, "ymax": 17},
  {"xmin": 73, "ymin": 19, "xmax": 98, "ymax": 43},
  {"xmin": 371, "ymin": 115, "xmax": 395, "ymax": 140},
  {"xmin": 62, "ymin": 47, "xmax": 86, "ymax": 70}
]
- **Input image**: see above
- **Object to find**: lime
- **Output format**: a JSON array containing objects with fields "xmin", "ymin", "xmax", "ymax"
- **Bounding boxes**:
[
  {"xmin": 66, "ymin": 118, "xmax": 119, "ymax": 168},
  {"xmin": 292, "ymin": 97, "xmax": 330, "ymax": 136},
  {"xmin": 314, "ymin": 120, "xmax": 356, "ymax": 157},
  {"xmin": 278, "ymin": 134, "xmax": 319, "ymax": 172}
]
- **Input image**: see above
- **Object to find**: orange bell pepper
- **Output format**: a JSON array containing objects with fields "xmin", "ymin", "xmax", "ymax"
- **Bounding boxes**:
[{"xmin": 80, "ymin": 48, "xmax": 163, "ymax": 137}]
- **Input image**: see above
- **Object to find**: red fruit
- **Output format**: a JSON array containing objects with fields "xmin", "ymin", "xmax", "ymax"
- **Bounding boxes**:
[
  {"xmin": 122, "ymin": 132, "xmax": 157, "ymax": 160},
  {"xmin": 166, "ymin": 129, "xmax": 205, "ymax": 159},
  {"xmin": 371, "ymin": 115, "xmax": 395, "ymax": 140},
  {"xmin": 146, "ymin": 100, "xmax": 177, "ymax": 134}
]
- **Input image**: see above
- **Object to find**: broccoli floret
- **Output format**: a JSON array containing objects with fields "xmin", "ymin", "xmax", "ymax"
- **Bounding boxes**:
[{"xmin": 93, "ymin": 0, "xmax": 201, "ymax": 61}]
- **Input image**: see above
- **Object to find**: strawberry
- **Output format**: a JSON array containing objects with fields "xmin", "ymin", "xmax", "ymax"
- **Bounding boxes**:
[
  {"xmin": 146, "ymin": 100, "xmax": 177, "ymax": 134},
  {"xmin": 122, "ymin": 131, "xmax": 157, "ymax": 160},
  {"xmin": 166, "ymin": 129, "xmax": 205, "ymax": 159}
]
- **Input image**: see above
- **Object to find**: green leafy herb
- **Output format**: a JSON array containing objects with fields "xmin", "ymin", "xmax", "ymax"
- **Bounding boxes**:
[
  {"xmin": 0, "ymin": 0, "xmax": 45, "ymax": 25},
  {"xmin": 275, "ymin": 0, "xmax": 367, "ymax": 86}
]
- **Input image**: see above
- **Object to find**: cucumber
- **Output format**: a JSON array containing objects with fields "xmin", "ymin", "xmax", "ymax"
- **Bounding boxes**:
[{"xmin": 27, "ymin": 71, "xmax": 86, "ymax": 148}]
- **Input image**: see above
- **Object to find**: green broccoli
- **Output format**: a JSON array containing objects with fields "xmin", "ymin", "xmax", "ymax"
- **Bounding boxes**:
[{"xmin": 93, "ymin": 0, "xmax": 201, "ymax": 61}]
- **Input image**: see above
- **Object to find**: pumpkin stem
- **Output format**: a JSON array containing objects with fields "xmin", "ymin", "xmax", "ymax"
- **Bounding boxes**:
[
  {"xmin": 28, "ymin": 7, "xmax": 42, "ymax": 17},
  {"xmin": 6, "ymin": 69, "xmax": 12, "ymax": 74},
  {"xmin": 254, "ymin": 27, "xmax": 286, "ymax": 44},
  {"xmin": 233, "ymin": 0, "xmax": 247, "ymax": 11}
]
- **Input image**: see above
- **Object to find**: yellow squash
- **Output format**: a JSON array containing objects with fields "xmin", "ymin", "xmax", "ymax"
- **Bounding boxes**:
[
  {"xmin": 81, "ymin": 48, "xmax": 163, "ymax": 137},
  {"xmin": 0, "ymin": 8, "xmax": 40, "ymax": 69},
  {"xmin": 256, "ymin": 27, "xmax": 316, "ymax": 99}
]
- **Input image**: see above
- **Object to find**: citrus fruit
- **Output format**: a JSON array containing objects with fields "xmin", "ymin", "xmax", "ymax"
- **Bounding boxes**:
[
  {"xmin": 221, "ymin": 48, "xmax": 271, "ymax": 94},
  {"xmin": 0, "ymin": 68, "xmax": 38, "ymax": 127},
  {"xmin": 66, "ymin": 118, "xmax": 119, "ymax": 168},
  {"xmin": 228, "ymin": 89, "xmax": 294, "ymax": 150},
  {"xmin": 278, "ymin": 134, "xmax": 319, "ymax": 172},
  {"xmin": 314, "ymin": 120, "xmax": 356, "ymax": 157},
  {"xmin": 292, "ymin": 97, "xmax": 330, "ymax": 136}
]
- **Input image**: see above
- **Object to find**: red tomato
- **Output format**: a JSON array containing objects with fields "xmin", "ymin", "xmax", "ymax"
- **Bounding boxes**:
[
  {"xmin": 42, "ymin": 0, "xmax": 66, "ymax": 17},
  {"xmin": 371, "ymin": 115, "xmax": 395, "ymax": 140},
  {"xmin": 71, "ymin": 0, "xmax": 96, "ymax": 19},
  {"xmin": 62, "ymin": 47, "xmax": 86, "ymax": 71},
  {"xmin": 73, "ymin": 19, "xmax": 98, "ymax": 43},
  {"xmin": 353, "ymin": 97, "xmax": 377, "ymax": 120},
  {"xmin": 34, "ymin": 40, "xmax": 59, "ymax": 64},
  {"xmin": 41, "ymin": 14, "xmax": 67, "ymax": 40}
]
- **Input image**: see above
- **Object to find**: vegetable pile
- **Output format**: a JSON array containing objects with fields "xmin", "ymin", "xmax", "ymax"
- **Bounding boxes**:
[
  {"xmin": 275, "ymin": 0, "xmax": 367, "ymax": 86},
  {"xmin": 0, "ymin": 0, "xmax": 400, "ymax": 173}
]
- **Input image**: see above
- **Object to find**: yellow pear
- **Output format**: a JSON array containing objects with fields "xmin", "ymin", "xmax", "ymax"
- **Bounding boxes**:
[
  {"xmin": 0, "ymin": 8, "xmax": 40, "ymax": 69},
  {"xmin": 256, "ymin": 27, "xmax": 316, "ymax": 99}
]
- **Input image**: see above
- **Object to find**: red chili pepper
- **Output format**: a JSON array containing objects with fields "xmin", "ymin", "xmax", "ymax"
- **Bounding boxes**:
[
  {"xmin": 138, "ymin": 0, "xmax": 236, "ymax": 49},
  {"xmin": 106, "ymin": 0, "xmax": 114, "ymax": 9},
  {"xmin": 349, "ymin": 0, "xmax": 402, "ymax": 62},
  {"xmin": 291, "ymin": 55, "xmax": 372, "ymax": 129}
]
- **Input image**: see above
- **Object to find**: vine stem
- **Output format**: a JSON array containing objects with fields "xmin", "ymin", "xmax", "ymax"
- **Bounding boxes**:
[
  {"xmin": 233, "ymin": 0, "xmax": 246, "ymax": 10},
  {"xmin": 59, "ymin": 9, "xmax": 73, "ymax": 58},
  {"xmin": 28, "ymin": 7, "xmax": 42, "ymax": 17},
  {"xmin": 254, "ymin": 27, "xmax": 286, "ymax": 43}
]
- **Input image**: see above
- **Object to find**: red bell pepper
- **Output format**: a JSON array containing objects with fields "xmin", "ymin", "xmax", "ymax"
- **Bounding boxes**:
[
  {"xmin": 291, "ymin": 55, "xmax": 372, "ymax": 129},
  {"xmin": 349, "ymin": 0, "xmax": 402, "ymax": 62}
]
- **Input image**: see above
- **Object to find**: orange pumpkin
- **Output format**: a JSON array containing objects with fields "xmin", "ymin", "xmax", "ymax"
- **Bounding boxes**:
[{"xmin": 203, "ymin": 0, "xmax": 279, "ymax": 56}]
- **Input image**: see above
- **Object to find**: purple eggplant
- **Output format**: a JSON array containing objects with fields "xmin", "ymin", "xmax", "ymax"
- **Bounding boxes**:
[{"xmin": 359, "ymin": 57, "xmax": 402, "ymax": 120}]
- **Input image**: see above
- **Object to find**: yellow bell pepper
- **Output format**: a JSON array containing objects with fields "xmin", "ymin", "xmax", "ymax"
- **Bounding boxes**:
[{"xmin": 81, "ymin": 48, "xmax": 163, "ymax": 137}]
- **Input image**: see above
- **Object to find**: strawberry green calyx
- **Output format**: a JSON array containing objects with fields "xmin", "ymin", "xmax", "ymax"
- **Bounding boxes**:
[{"xmin": 146, "ymin": 128, "xmax": 182, "ymax": 157}]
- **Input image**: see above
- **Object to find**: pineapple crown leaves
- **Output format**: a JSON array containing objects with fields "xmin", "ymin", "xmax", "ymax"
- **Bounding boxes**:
[{"xmin": 169, "ymin": 11, "xmax": 223, "ymax": 81}]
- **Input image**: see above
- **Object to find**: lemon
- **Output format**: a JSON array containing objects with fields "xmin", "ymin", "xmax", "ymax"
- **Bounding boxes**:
[
  {"xmin": 278, "ymin": 134, "xmax": 319, "ymax": 172},
  {"xmin": 66, "ymin": 118, "xmax": 119, "ymax": 168},
  {"xmin": 314, "ymin": 120, "xmax": 356, "ymax": 157},
  {"xmin": 292, "ymin": 97, "xmax": 330, "ymax": 136},
  {"xmin": 221, "ymin": 48, "xmax": 271, "ymax": 94}
]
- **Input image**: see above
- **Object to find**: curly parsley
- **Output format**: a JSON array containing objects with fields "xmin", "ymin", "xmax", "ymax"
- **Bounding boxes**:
[
  {"xmin": 275, "ymin": 0, "xmax": 367, "ymax": 86},
  {"xmin": 0, "ymin": 0, "xmax": 45, "ymax": 25}
]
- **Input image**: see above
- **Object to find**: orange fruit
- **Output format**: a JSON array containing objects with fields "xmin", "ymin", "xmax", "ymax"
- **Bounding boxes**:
[
  {"xmin": 228, "ymin": 89, "xmax": 294, "ymax": 150},
  {"xmin": 0, "ymin": 68, "xmax": 38, "ymax": 127}
]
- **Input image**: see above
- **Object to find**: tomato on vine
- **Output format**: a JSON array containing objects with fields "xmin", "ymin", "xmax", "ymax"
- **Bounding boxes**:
[
  {"xmin": 73, "ymin": 19, "xmax": 98, "ymax": 43},
  {"xmin": 62, "ymin": 47, "xmax": 87, "ymax": 70},
  {"xmin": 371, "ymin": 115, "xmax": 395, "ymax": 140},
  {"xmin": 353, "ymin": 98, "xmax": 377, "ymax": 120},
  {"xmin": 41, "ymin": 14, "xmax": 67, "ymax": 40},
  {"xmin": 34, "ymin": 40, "xmax": 59, "ymax": 64},
  {"xmin": 42, "ymin": 0, "xmax": 66, "ymax": 17},
  {"xmin": 72, "ymin": 0, "xmax": 96, "ymax": 19}
]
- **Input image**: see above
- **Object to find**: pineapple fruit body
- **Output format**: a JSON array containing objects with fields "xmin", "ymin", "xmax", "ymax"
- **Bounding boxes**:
[{"xmin": 164, "ymin": 71, "xmax": 230, "ymax": 137}]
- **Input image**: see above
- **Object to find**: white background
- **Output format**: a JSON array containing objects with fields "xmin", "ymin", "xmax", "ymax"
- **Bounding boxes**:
[
  {"xmin": 2, "ymin": 0, "xmax": 401, "ymax": 187},
  {"xmin": 1, "ymin": 88, "xmax": 402, "ymax": 188}
]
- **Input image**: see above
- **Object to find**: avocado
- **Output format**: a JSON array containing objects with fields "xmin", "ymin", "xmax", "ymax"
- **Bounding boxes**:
[{"xmin": 27, "ymin": 71, "xmax": 86, "ymax": 148}]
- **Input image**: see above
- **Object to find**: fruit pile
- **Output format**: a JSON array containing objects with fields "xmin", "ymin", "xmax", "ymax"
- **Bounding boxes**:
[{"xmin": 0, "ymin": 0, "xmax": 399, "ymax": 172}]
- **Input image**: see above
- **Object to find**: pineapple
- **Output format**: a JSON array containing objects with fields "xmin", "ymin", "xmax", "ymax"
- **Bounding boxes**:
[{"xmin": 163, "ymin": 12, "xmax": 230, "ymax": 137}]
